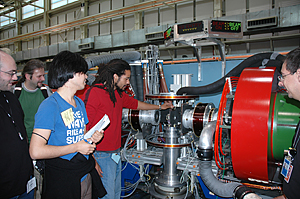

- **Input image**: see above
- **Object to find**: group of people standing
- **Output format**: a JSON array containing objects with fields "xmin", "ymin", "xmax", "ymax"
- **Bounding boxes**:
[
  {"xmin": 0, "ymin": 50, "xmax": 173, "ymax": 199},
  {"xmin": 1, "ymin": 47, "xmax": 300, "ymax": 199}
]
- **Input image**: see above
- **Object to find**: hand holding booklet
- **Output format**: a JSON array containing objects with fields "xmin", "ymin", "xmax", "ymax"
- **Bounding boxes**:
[{"xmin": 84, "ymin": 114, "xmax": 110, "ymax": 140}]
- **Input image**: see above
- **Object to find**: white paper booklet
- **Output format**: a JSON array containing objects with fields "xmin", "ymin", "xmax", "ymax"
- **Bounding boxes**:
[{"xmin": 84, "ymin": 114, "xmax": 110, "ymax": 139}]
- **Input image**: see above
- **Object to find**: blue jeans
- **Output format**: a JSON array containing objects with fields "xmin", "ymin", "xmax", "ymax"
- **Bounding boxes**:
[
  {"xmin": 9, "ymin": 189, "xmax": 34, "ymax": 199},
  {"xmin": 94, "ymin": 151, "xmax": 121, "ymax": 199}
]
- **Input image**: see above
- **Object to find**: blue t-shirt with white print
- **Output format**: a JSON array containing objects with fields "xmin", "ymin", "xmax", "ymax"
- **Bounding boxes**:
[{"xmin": 34, "ymin": 92, "xmax": 89, "ymax": 160}]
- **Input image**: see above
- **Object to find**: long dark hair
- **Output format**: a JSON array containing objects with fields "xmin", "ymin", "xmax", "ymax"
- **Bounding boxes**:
[{"xmin": 93, "ymin": 59, "xmax": 131, "ymax": 106}]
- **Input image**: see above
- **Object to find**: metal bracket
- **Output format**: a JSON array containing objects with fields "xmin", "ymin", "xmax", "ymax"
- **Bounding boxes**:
[{"xmin": 194, "ymin": 38, "xmax": 226, "ymax": 78}]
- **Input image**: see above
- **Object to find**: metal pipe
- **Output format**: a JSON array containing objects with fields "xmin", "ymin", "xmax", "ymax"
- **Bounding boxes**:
[
  {"xmin": 158, "ymin": 62, "xmax": 169, "ymax": 93},
  {"xmin": 154, "ymin": 127, "xmax": 185, "ymax": 189},
  {"xmin": 135, "ymin": 64, "xmax": 144, "ymax": 101},
  {"xmin": 198, "ymin": 121, "xmax": 216, "ymax": 150},
  {"xmin": 142, "ymin": 61, "xmax": 149, "ymax": 101},
  {"xmin": 163, "ymin": 51, "xmax": 289, "ymax": 65}
]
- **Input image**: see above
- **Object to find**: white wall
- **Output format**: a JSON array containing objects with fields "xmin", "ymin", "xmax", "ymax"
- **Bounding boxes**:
[
  {"xmin": 195, "ymin": 1, "xmax": 214, "ymax": 20},
  {"xmin": 225, "ymin": 0, "xmax": 246, "ymax": 16}
]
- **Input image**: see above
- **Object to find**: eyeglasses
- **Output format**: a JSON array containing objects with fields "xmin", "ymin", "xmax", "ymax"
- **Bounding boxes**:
[
  {"xmin": 0, "ymin": 69, "xmax": 17, "ymax": 77},
  {"xmin": 278, "ymin": 73, "xmax": 294, "ymax": 81}
]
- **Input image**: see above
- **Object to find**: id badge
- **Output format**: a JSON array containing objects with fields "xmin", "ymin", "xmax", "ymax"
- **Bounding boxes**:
[
  {"xmin": 281, "ymin": 156, "xmax": 293, "ymax": 183},
  {"xmin": 27, "ymin": 177, "xmax": 36, "ymax": 193},
  {"xmin": 111, "ymin": 153, "xmax": 120, "ymax": 164}
]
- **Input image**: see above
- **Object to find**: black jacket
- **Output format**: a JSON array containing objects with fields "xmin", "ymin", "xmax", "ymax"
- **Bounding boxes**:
[
  {"xmin": 0, "ymin": 91, "xmax": 33, "ymax": 199},
  {"xmin": 42, "ymin": 153, "xmax": 106, "ymax": 199}
]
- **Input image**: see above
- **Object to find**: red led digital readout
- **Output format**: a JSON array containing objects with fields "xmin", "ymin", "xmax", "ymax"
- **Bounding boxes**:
[{"xmin": 211, "ymin": 20, "xmax": 241, "ymax": 33}]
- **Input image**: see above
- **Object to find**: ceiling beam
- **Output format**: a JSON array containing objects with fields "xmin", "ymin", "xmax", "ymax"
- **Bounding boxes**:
[{"xmin": 0, "ymin": 0, "xmax": 191, "ymax": 46}]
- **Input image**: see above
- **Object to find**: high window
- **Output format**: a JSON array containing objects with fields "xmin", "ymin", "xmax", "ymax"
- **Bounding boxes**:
[
  {"xmin": 23, "ymin": 0, "xmax": 44, "ymax": 19},
  {"xmin": 0, "ymin": 10, "xmax": 15, "ymax": 26},
  {"xmin": 51, "ymin": 0, "xmax": 78, "ymax": 9}
]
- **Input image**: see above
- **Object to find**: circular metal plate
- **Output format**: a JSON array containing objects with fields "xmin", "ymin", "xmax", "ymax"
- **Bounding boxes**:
[
  {"xmin": 146, "ymin": 140, "xmax": 191, "ymax": 148},
  {"xmin": 146, "ymin": 93, "xmax": 199, "ymax": 100},
  {"xmin": 145, "ymin": 133, "xmax": 192, "ymax": 148}
]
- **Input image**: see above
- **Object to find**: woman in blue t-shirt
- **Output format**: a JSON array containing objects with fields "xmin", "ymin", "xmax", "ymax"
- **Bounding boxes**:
[{"xmin": 29, "ymin": 51, "xmax": 106, "ymax": 199}]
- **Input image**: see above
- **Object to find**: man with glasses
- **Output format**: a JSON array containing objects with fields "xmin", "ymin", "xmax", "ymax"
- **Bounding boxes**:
[
  {"xmin": 0, "ymin": 50, "xmax": 34, "ymax": 198},
  {"xmin": 0, "ymin": 69, "xmax": 17, "ymax": 78},
  {"xmin": 13, "ymin": 59, "xmax": 52, "ymax": 199},
  {"xmin": 275, "ymin": 47, "xmax": 300, "ymax": 199},
  {"xmin": 0, "ymin": 69, "xmax": 17, "ymax": 91}
]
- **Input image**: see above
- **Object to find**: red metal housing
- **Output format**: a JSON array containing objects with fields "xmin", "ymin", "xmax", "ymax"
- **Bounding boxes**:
[{"xmin": 231, "ymin": 67, "xmax": 277, "ymax": 182}]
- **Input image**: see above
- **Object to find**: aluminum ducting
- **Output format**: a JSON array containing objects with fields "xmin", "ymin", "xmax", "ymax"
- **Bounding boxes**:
[{"xmin": 85, "ymin": 51, "xmax": 141, "ymax": 69}]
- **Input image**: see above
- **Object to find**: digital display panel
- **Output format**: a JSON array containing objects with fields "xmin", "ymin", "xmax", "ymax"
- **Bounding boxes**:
[
  {"xmin": 164, "ymin": 27, "xmax": 173, "ymax": 40},
  {"xmin": 211, "ymin": 20, "xmax": 241, "ymax": 33},
  {"xmin": 177, "ymin": 21, "xmax": 203, "ymax": 35}
]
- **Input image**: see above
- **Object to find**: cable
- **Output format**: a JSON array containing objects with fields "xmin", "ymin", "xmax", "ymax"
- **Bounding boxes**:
[
  {"xmin": 121, "ymin": 179, "xmax": 142, "ymax": 198},
  {"xmin": 121, "ymin": 132, "xmax": 153, "ymax": 198},
  {"xmin": 184, "ymin": 178, "xmax": 190, "ymax": 199},
  {"xmin": 121, "ymin": 161, "xmax": 128, "ymax": 172},
  {"xmin": 122, "ymin": 130, "xmax": 139, "ymax": 170},
  {"xmin": 214, "ymin": 78, "xmax": 232, "ymax": 170},
  {"xmin": 180, "ymin": 147, "xmax": 195, "ymax": 184}
]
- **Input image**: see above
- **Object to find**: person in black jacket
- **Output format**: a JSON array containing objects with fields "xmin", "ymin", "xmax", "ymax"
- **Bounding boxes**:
[
  {"xmin": 0, "ymin": 50, "xmax": 34, "ymax": 199},
  {"xmin": 276, "ymin": 47, "xmax": 300, "ymax": 199}
]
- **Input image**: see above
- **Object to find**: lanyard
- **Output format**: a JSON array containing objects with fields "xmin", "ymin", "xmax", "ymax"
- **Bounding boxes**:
[{"xmin": 0, "ymin": 92, "xmax": 24, "ymax": 140}]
